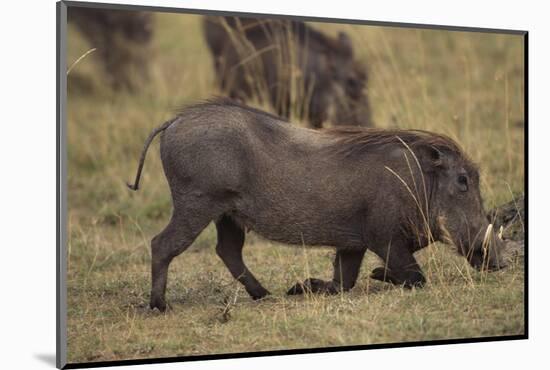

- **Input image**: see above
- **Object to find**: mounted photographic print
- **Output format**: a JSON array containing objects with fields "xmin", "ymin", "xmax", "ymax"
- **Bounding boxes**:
[{"xmin": 57, "ymin": 1, "xmax": 527, "ymax": 368}]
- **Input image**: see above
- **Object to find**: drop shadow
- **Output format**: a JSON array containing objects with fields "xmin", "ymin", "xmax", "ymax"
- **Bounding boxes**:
[{"xmin": 34, "ymin": 353, "xmax": 56, "ymax": 367}]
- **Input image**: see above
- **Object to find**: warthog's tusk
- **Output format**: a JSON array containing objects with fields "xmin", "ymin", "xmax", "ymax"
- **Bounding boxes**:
[
  {"xmin": 482, "ymin": 223, "xmax": 494, "ymax": 257},
  {"xmin": 498, "ymin": 225, "xmax": 504, "ymax": 240}
]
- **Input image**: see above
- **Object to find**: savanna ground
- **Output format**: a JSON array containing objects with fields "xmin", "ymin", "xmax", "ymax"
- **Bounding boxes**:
[{"xmin": 66, "ymin": 13, "xmax": 525, "ymax": 363}]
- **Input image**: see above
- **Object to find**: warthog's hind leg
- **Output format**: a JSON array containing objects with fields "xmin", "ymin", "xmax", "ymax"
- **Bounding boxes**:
[
  {"xmin": 150, "ymin": 208, "xmax": 212, "ymax": 312},
  {"xmin": 287, "ymin": 248, "xmax": 367, "ymax": 295},
  {"xmin": 215, "ymin": 215, "xmax": 271, "ymax": 300}
]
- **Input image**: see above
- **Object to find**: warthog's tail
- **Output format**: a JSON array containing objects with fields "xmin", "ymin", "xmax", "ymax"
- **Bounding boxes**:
[{"xmin": 126, "ymin": 117, "xmax": 178, "ymax": 191}]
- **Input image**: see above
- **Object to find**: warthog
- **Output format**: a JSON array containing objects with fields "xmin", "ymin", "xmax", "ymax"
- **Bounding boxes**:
[
  {"xmin": 68, "ymin": 7, "xmax": 153, "ymax": 91},
  {"xmin": 203, "ymin": 16, "xmax": 372, "ymax": 128},
  {"xmin": 127, "ymin": 99, "xmax": 506, "ymax": 311}
]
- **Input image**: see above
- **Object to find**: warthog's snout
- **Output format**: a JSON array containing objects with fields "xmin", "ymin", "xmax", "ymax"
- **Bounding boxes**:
[
  {"xmin": 467, "ymin": 228, "xmax": 508, "ymax": 272},
  {"xmin": 469, "ymin": 250, "xmax": 507, "ymax": 271}
]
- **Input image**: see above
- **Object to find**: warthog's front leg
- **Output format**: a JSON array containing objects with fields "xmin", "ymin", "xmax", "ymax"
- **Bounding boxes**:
[
  {"xmin": 369, "ymin": 240, "xmax": 426, "ymax": 288},
  {"xmin": 287, "ymin": 248, "xmax": 367, "ymax": 295}
]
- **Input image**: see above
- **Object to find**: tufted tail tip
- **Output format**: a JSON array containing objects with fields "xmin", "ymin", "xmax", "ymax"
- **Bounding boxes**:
[{"xmin": 126, "ymin": 181, "xmax": 139, "ymax": 191}]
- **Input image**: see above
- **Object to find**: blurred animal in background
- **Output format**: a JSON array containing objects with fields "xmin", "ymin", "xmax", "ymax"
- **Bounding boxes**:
[
  {"xmin": 68, "ymin": 7, "xmax": 154, "ymax": 91},
  {"xmin": 203, "ymin": 16, "xmax": 372, "ymax": 128}
]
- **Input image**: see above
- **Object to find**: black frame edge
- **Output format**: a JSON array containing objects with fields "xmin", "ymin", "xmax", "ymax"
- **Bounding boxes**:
[
  {"xmin": 523, "ymin": 32, "xmax": 529, "ymax": 338},
  {"xmin": 62, "ymin": 0, "xmax": 527, "ymax": 35},
  {"xmin": 57, "ymin": 1, "xmax": 68, "ymax": 369},
  {"xmin": 63, "ymin": 335, "xmax": 527, "ymax": 369}
]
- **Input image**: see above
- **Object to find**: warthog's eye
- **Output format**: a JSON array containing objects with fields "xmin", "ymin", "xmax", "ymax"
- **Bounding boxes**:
[
  {"xmin": 346, "ymin": 78, "xmax": 358, "ymax": 87},
  {"xmin": 346, "ymin": 78, "xmax": 363, "ymax": 96},
  {"xmin": 457, "ymin": 174, "xmax": 469, "ymax": 192}
]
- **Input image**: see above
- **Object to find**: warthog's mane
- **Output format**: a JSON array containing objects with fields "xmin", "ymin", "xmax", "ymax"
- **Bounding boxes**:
[{"xmin": 324, "ymin": 127, "xmax": 473, "ymax": 165}]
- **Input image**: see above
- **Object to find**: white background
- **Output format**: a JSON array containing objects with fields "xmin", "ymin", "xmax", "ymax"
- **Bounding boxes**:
[{"xmin": 0, "ymin": 0, "xmax": 546, "ymax": 368}]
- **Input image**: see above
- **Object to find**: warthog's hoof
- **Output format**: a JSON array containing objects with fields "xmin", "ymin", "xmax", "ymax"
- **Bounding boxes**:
[
  {"xmin": 286, "ymin": 278, "xmax": 338, "ymax": 295},
  {"xmin": 149, "ymin": 296, "xmax": 170, "ymax": 312},
  {"xmin": 402, "ymin": 273, "xmax": 426, "ymax": 289},
  {"xmin": 370, "ymin": 267, "xmax": 391, "ymax": 283},
  {"xmin": 249, "ymin": 287, "xmax": 271, "ymax": 301},
  {"xmin": 370, "ymin": 267, "xmax": 426, "ymax": 288}
]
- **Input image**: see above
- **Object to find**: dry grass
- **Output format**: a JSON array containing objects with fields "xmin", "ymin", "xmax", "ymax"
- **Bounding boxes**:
[{"xmin": 65, "ymin": 13, "xmax": 525, "ymax": 364}]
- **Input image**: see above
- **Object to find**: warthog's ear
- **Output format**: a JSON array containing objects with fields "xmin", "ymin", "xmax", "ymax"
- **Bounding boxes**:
[
  {"xmin": 338, "ymin": 32, "xmax": 353, "ymax": 58},
  {"xmin": 420, "ymin": 145, "xmax": 446, "ymax": 172}
]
